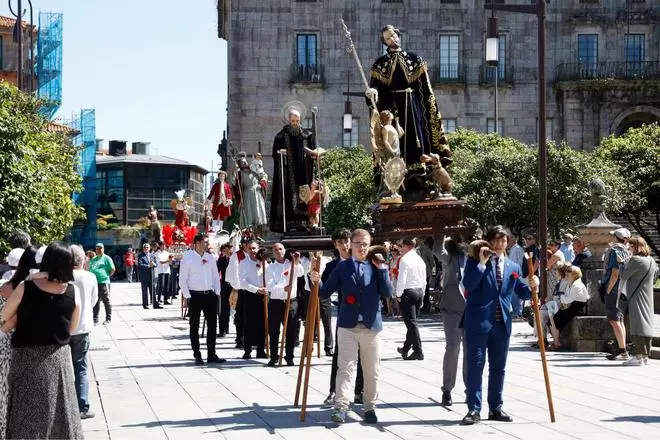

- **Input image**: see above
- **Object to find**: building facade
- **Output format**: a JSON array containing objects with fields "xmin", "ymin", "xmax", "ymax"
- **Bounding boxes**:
[
  {"xmin": 0, "ymin": 15, "xmax": 36, "ymax": 87},
  {"xmin": 218, "ymin": 0, "xmax": 660, "ymax": 165}
]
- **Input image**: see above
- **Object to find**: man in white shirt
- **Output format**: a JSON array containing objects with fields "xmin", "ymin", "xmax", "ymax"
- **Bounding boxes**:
[
  {"xmin": 265, "ymin": 243, "xmax": 303, "ymax": 367},
  {"xmin": 226, "ymin": 238, "xmax": 248, "ymax": 349},
  {"xmin": 155, "ymin": 243, "xmax": 172, "ymax": 305},
  {"xmin": 396, "ymin": 238, "xmax": 427, "ymax": 360},
  {"xmin": 239, "ymin": 240, "xmax": 268, "ymax": 360},
  {"xmin": 179, "ymin": 233, "xmax": 225, "ymax": 366},
  {"xmin": 70, "ymin": 245, "xmax": 99, "ymax": 419}
]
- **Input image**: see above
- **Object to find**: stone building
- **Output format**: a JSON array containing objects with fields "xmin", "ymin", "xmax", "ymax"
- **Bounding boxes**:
[{"xmin": 217, "ymin": 0, "xmax": 659, "ymax": 162}]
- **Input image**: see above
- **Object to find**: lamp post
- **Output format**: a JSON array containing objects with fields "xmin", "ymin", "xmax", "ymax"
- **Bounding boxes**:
[
  {"xmin": 485, "ymin": 15, "xmax": 499, "ymax": 134},
  {"xmin": 486, "ymin": 0, "xmax": 554, "ymax": 423},
  {"xmin": 8, "ymin": 0, "xmax": 34, "ymax": 92}
]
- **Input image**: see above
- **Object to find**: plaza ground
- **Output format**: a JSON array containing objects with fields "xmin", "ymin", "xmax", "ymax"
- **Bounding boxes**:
[{"xmin": 82, "ymin": 283, "xmax": 660, "ymax": 440}]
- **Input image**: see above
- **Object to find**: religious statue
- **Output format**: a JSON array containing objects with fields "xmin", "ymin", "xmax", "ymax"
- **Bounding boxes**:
[
  {"xmin": 147, "ymin": 205, "xmax": 161, "ymax": 243},
  {"xmin": 300, "ymin": 179, "xmax": 329, "ymax": 229},
  {"xmin": 374, "ymin": 110, "xmax": 404, "ymax": 167},
  {"xmin": 363, "ymin": 24, "xmax": 453, "ymax": 200},
  {"xmin": 234, "ymin": 155, "xmax": 267, "ymax": 236},
  {"xmin": 269, "ymin": 106, "xmax": 318, "ymax": 233},
  {"xmin": 207, "ymin": 170, "xmax": 233, "ymax": 232},
  {"xmin": 171, "ymin": 190, "xmax": 191, "ymax": 230},
  {"xmin": 420, "ymin": 153, "xmax": 453, "ymax": 198},
  {"xmin": 250, "ymin": 153, "xmax": 269, "ymax": 200}
]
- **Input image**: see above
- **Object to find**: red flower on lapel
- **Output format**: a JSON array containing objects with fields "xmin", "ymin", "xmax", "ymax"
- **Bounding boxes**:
[
  {"xmin": 511, "ymin": 272, "xmax": 520, "ymax": 280},
  {"xmin": 202, "ymin": 259, "xmax": 208, "ymax": 265},
  {"xmin": 345, "ymin": 295, "xmax": 357, "ymax": 305},
  {"xmin": 256, "ymin": 263, "xmax": 261, "ymax": 269},
  {"xmin": 283, "ymin": 271, "xmax": 289, "ymax": 277}
]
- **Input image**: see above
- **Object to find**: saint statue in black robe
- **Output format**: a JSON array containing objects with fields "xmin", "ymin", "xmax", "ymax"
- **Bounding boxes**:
[
  {"xmin": 269, "ymin": 110, "xmax": 316, "ymax": 233},
  {"xmin": 367, "ymin": 25, "xmax": 452, "ymax": 200}
]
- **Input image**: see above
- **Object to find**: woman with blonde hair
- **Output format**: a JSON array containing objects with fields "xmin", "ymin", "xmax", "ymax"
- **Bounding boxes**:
[
  {"xmin": 619, "ymin": 237, "xmax": 658, "ymax": 366},
  {"xmin": 548, "ymin": 265, "xmax": 589, "ymax": 350}
]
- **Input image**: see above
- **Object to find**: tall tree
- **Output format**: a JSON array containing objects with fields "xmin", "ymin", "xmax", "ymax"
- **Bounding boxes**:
[
  {"xmin": 594, "ymin": 123, "xmax": 660, "ymax": 255},
  {"xmin": 0, "ymin": 83, "xmax": 82, "ymax": 252}
]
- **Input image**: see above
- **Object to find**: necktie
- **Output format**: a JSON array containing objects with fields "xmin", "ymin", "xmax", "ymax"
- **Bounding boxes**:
[
  {"xmin": 357, "ymin": 261, "xmax": 365, "ymax": 287},
  {"xmin": 494, "ymin": 257, "xmax": 503, "ymax": 322}
]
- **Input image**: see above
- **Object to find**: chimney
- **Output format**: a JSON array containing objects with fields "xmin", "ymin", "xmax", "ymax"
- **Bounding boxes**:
[
  {"xmin": 108, "ymin": 140, "xmax": 127, "ymax": 156},
  {"xmin": 131, "ymin": 141, "xmax": 150, "ymax": 155}
]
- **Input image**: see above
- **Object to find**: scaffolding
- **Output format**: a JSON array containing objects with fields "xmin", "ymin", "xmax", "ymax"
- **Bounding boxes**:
[
  {"xmin": 37, "ymin": 12, "xmax": 63, "ymax": 118},
  {"xmin": 70, "ymin": 109, "xmax": 97, "ymax": 247}
]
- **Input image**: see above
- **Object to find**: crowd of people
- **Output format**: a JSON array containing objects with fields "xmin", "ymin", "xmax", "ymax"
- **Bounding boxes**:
[{"xmin": 0, "ymin": 223, "xmax": 657, "ymax": 436}]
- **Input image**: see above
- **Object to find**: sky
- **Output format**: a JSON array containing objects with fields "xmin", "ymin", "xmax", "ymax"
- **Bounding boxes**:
[{"xmin": 1, "ymin": 0, "xmax": 227, "ymax": 173}]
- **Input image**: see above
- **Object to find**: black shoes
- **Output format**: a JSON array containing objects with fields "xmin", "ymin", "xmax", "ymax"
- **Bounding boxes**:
[
  {"xmin": 441, "ymin": 390, "xmax": 452, "ymax": 406},
  {"xmin": 488, "ymin": 409, "xmax": 513, "ymax": 422},
  {"xmin": 404, "ymin": 352, "xmax": 424, "ymax": 361},
  {"xmin": 256, "ymin": 351, "xmax": 268, "ymax": 359},
  {"xmin": 153, "ymin": 304, "xmax": 162, "ymax": 309},
  {"xmin": 143, "ymin": 306, "xmax": 149, "ymax": 309},
  {"xmin": 242, "ymin": 353, "xmax": 252, "ymax": 360},
  {"xmin": 164, "ymin": 300, "xmax": 171, "ymax": 305},
  {"xmin": 235, "ymin": 342, "xmax": 244, "ymax": 349},
  {"xmin": 267, "ymin": 359, "xmax": 277, "ymax": 367},
  {"xmin": 363, "ymin": 409, "xmax": 378, "ymax": 424},
  {"xmin": 325, "ymin": 348, "xmax": 334, "ymax": 357},
  {"xmin": 461, "ymin": 410, "xmax": 481, "ymax": 425},
  {"xmin": 397, "ymin": 346, "xmax": 408, "ymax": 359},
  {"xmin": 194, "ymin": 356, "xmax": 204, "ymax": 366},
  {"xmin": 207, "ymin": 355, "xmax": 226, "ymax": 364},
  {"xmin": 286, "ymin": 359, "xmax": 295, "ymax": 367}
]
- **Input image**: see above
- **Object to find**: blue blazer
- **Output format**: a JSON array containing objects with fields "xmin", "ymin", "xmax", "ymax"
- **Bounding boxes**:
[
  {"xmin": 320, "ymin": 259, "xmax": 393, "ymax": 332},
  {"xmin": 462, "ymin": 256, "xmax": 531, "ymax": 335}
]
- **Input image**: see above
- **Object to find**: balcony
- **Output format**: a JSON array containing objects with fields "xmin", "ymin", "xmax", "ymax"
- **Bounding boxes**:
[
  {"xmin": 555, "ymin": 61, "xmax": 660, "ymax": 82},
  {"xmin": 290, "ymin": 64, "xmax": 324, "ymax": 85},
  {"xmin": 480, "ymin": 64, "xmax": 514, "ymax": 85},
  {"xmin": 433, "ymin": 63, "xmax": 467, "ymax": 85}
]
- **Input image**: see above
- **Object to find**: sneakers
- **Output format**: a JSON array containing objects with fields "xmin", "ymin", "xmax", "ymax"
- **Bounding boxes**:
[
  {"xmin": 80, "ymin": 409, "xmax": 95, "ymax": 419},
  {"xmin": 322, "ymin": 392, "xmax": 335, "ymax": 408},
  {"xmin": 622, "ymin": 356, "xmax": 644, "ymax": 366},
  {"xmin": 606, "ymin": 350, "xmax": 629, "ymax": 361},
  {"xmin": 331, "ymin": 409, "xmax": 346, "ymax": 423}
]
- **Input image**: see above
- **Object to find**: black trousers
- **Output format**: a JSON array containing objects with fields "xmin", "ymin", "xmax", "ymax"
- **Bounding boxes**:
[
  {"xmin": 319, "ymin": 297, "xmax": 334, "ymax": 351},
  {"xmin": 401, "ymin": 288, "xmax": 424, "ymax": 354},
  {"xmin": 139, "ymin": 271, "xmax": 152, "ymax": 307},
  {"xmin": 219, "ymin": 283, "xmax": 231, "ymax": 336},
  {"xmin": 169, "ymin": 267, "xmax": 180, "ymax": 296},
  {"xmin": 157, "ymin": 273, "xmax": 170, "ymax": 302},
  {"xmin": 241, "ymin": 290, "xmax": 265, "ymax": 354},
  {"xmin": 329, "ymin": 328, "xmax": 364, "ymax": 394},
  {"xmin": 188, "ymin": 291, "xmax": 218, "ymax": 359},
  {"xmin": 93, "ymin": 283, "xmax": 112, "ymax": 323},
  {"xmin": 234, "ymin": 290, "xmax": 244, "ymax": 344},
  {"xmin": 422, "ymin": 276, "xmax": 432, "ymax": 311},
  {"xmin": 268, "ymin": 299, "xmax": 298, "ymax": 361}
]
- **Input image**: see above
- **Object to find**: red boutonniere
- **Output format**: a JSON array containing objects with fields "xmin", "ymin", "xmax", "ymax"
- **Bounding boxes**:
[
  {"xmin": 283, "ymin": 271, "xmax": 289, "ymax": 277},
  {"xmin": 202, "ymin": 259, "xmax": 208, "ymax": 265},
  {"xmin": 511, "ymin": 272, "xmax": 520, "ymax": 280},
  {"xmin": 345, "ymin": 295, "xmax": 357, "ymax": 305},
  {"xmin": 256, "ymin": 263, "xmax": 261, "ymax": 269}
]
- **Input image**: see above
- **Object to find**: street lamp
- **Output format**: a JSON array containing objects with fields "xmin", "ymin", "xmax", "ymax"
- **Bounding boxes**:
[
  {"xmin": 343, "ymin": 99, "xmax": 353, "ymax": 133},
  {"xmin": 486, "ymin": 15, "xmax": 499, "ymax": 134}
]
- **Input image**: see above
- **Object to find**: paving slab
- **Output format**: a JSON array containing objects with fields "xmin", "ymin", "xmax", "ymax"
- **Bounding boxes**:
[{"xmin": 82, "ymin": 282, "xmax": 660, "ymax": 439}]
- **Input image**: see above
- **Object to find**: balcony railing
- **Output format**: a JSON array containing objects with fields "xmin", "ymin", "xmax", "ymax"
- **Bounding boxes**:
[
  {"xmin": 290, "ymin": 64, "xmax": 324, "ymax": 84},
  {"xmin": 556, "ymin": 61, "xmax": 660, "ymax": 81},
  {"xmin": 434, "ymin": 63, "xmax": 467, "ymax": 84},
  {"xmin": 480, "ymin": 64, "xmax": 514, "ymax": 84}
]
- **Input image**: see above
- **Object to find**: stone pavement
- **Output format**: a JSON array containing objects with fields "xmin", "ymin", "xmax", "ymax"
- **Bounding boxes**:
[{"xmin": 83, "ymin": 282, "xmax": 660, "ymax": 440}]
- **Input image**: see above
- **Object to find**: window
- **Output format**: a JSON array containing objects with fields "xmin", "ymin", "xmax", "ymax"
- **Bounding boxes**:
[
  {"xmin": 296, "ymin": 34, "xmax": 319, "ymax": 81},
  {"xmin": 302, "ymin": 118, "xmax": 312, "ymax": 130},
  {"xmin": 439, "ymin": 35, "xmax": 460, "ymax": 79},
  {"xmin": 0, "ymin": 36, "xmax": 3, "ymax": 70},
  {"xmin": 343, "ymin": 117, "xmax": 359, "ymax": 147},
  {"xmin": 487, "ymin": 118, "xmax": 503, "ymax": 135},
  {"xmin": 444, "ymin": 119, "xmax": 457, "ymax": 133},
  {"xmin": 624, "ymin": 33, "xmax": 645, "ymax": 75},
  {"xmin": 577, "ymin": 34, "xmax": 598, "ymax": 75}
]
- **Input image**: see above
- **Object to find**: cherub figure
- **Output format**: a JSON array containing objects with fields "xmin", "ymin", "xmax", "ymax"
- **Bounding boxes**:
[{"xmin": 250, "ymin": 152, "xmax": 265, "ymax": 176}]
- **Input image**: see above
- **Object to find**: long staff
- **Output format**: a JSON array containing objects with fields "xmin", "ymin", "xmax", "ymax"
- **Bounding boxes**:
[
  {"xmin": 278, "ymin": 149, "xmax": 287, "ymax": 234},
  {"xmin": 294, "ymin": 252, "xmax": 322, "ymax": 421},
  {"xmin": 262, "ymin": 253, "xmax": 270, "ymax": 357},
  {"xmin": 279, "ymin": 252, "xmax": 300, "ymax": 366},
  {"xmin": 527, "ymin": 254, "xmax": 556, "ymax": 422}
]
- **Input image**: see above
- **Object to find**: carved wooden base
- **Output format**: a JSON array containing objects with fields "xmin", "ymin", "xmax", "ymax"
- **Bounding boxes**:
[{"xmin": 373, "ymin": 199, "xmax": 474, "ymax": 242}]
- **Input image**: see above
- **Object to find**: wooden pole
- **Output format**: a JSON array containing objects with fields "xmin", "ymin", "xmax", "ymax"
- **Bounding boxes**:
[
  {"xmin": 294, "ymin": 252, "xmax": 322, "ymax": 422},
  {"xmin": 527, "ymin": 254, "xmax": 556, "ymax": 422},
  {"xmin": 262, "ymin": 256, "xmax": 270, "ymax": 358},
  {"xmin": 279, "ymin": 252, "xmax": 299, "ymax": 366}
]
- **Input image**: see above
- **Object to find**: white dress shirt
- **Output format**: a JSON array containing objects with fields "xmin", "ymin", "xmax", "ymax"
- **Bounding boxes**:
[
  {"xmin": 179, "ymin": 250, "xmax": 221, "ymax": 299},
  {"xmin": 561, "ymin": 278, "xmax": 589, "ymax": 304},
  {"xmin": 155, "ymin": 250, "xmax": 171, "ymax": 275},
  {"xmin": 477, "ymin": 254, "xmax": 506, "ymax": 275},
  {"xmin": 266, "ymin": 260, "xmax": 304, "ymax": 301},
  {"xmin": 72, "ymin": 269, "xmax": 99, "ymax": 335},
  {"xmin": 395, "ymin": 250, "xmax": 427, "ymax": 297},
  {"xmin": 226, "ymin": 252, "xmax": 241, "ymax": 290},
  {"xmin": 239, "ymin": 257, "xmax": 267, "ymax": 293}
]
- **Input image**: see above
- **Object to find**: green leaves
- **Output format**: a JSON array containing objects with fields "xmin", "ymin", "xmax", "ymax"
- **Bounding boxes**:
[{"xmin": 0, "ymin": 83, "xmax": 83, "ymax": 253}]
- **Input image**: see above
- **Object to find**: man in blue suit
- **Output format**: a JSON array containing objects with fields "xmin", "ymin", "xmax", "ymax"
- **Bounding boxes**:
[
  {"xmin": 461, "ymin": 225, "xmax": 538, "ymax": 425},
  {"xmin": 311, "ymin": 228, "xmax": 392, "ymax": 424}
]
